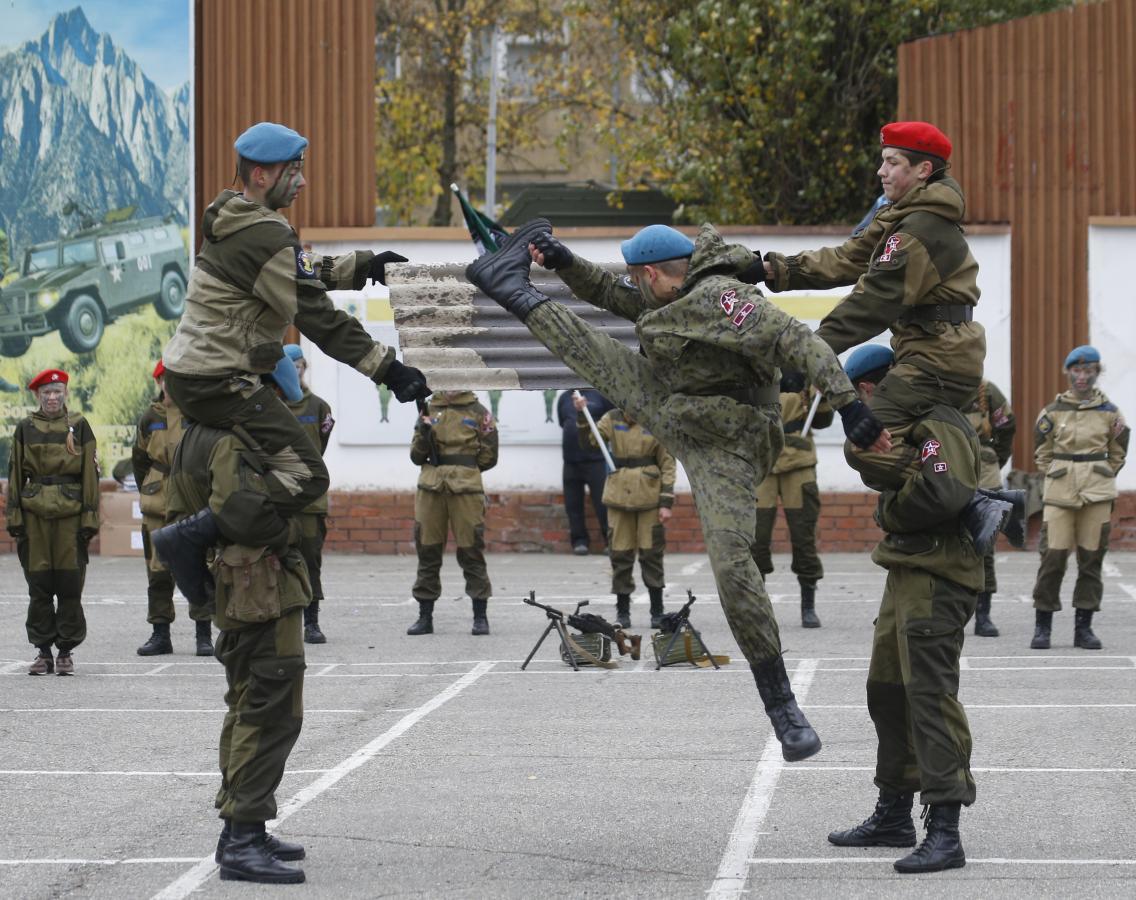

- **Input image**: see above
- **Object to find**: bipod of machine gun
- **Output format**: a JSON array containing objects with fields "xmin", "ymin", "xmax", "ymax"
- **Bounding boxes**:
[
  {"xmin": 520, "ymin": 592, "xmax": 641, "ymax": 670},
  {"xmin": 654, "ymin": 589, "xmax": 722, "ymax": 670}
]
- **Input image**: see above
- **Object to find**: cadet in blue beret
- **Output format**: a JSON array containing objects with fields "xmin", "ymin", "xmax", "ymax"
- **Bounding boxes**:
[
  {"xmin": 1064, "ymin": 344, "xmax": 1100, "ymax": 369},
  {"xmin": 843, "ymin": 344, "xmax": 895, "ymax": 383},
  {"xmin": 620, "ymin": 225, "xmax": 695, "ymax": 265}
]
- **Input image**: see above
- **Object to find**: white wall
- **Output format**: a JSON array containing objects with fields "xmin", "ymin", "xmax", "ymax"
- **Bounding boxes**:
[{"xmin": 307, "ymin": 228, "xmax": 1012, "ymax": 492}]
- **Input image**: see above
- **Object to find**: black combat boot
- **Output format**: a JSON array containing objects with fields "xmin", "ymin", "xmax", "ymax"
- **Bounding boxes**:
[
  {"xmin": 615, "ymin": 594, "xmax": 632, "ymax": 629},
  {"xmin": 1030, "ymin": 610, "xmax": 1053, "ymax": 649},
  {"xmin": 137, "ymin": 623, "xmax": 173, "ymax": 656},
  {"xmin": 151, "ymin": 508, "xmax": 221, "ymax": 607},
  {"xmin": 648, "ymin": 586, "xmax": 665, "ymax": 629},
  {"xmin": 215, "ymin": 818, "xmax": 305, "ymax": 863},
  {"xmin": 974, "ymin": 592, "xmax": 999, "ymax": 637},
  {"xmin": 195, "ymin": 619, "xmax": 214, "ymax": 656},
  {"xmin": 893, "ymin": 803, "xmax": 966, "ymax": 873},
  {"xmin": 828, "ymin": 791, "xmax": 917, "ymax": 847},
  {"xmin": 304, "ymin": 601, "xmax": 327, "ymax": 644},
  {"xmin": 407, "ymin": 600, "xmax": 434, "ymax": 635},
  {"xmin": 218, "ymin": 821, "xmax": 305, "ymax": 883},
  {"xmin": 1074, "ymin": 608, "xmax": 1102, "ymax": 650},
  {"xmin": 471, "ymin": 598, "xmax": 490, "ymax": 635},
  {"xmin": 977, "ymin": 487, "xmax": 1027, "ymax": 547},
  {"xmin": 464, "ymin": 219, "xmax": 555, "ymax": 321},
  {"xmin": 800, "ymin": 582, "xmax": 821, "ymax": 629},
  {"xmin": 961, "ymin": 492, "xmax": 1013, "ymax": 556},
  {"xmin": 751, "ymin": 657, "xmax": 822, "ymax": 762}
]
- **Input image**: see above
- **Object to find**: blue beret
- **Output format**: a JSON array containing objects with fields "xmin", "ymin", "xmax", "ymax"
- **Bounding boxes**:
[
  {"xmin": 1064, "ymin": 345, "xmax": 1100, "ymax": 368},
  {"xmin": 620, "ymin": 225, "xmax": 694, "ymax": 265},
  {"xmin": 844, "ymin": 344, "xmax": 895, "ymax": 381},
  {"xmin": 264, "ymin": 354, "xmax": 303, "ymax": 403},
  {"xmin": 234, "ymin": 122, "xmax": 308, "ymax": 164},
  {"xmin": 283, "ymin": 344, "xmax": 304, "ymax": 362}
]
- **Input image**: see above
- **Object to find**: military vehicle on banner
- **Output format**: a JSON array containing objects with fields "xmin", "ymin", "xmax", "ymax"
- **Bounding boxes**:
[{"xmin": 0, "ymin": 214, "xmax": 189, "ymax": 356}]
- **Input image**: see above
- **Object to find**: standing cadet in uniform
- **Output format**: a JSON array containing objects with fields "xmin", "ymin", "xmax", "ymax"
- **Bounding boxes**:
[
  {"xmin": 752, "ymin": 372, "xmax": 834, "ymax": 628},
  {"xmin": 282, "ymin": 344, "xmax": 335, "ymax": 644},
  {"xmin": 573, "ymin": 395, "xmax": 676, "ymax": 628},
  {"xmin": 406, "ymin": 390, "xmax": 499, "ymax": 636},
  {"xmin": 156, "ymin": 121, "xmax": 428, "ymax": 597},
  {"xmin": 962, "ymin": 379, "xmax": 1016, "ymax": 637},
  {"xmin": 1030, "ymin": 346, "xmax": 1128, "ymax": 650},
  {"xmin": 6, "ymin": 370, "xmax": 99, "ymax": 676},
  {"xmin": 827, "ymin": 345, "xmax": 981, "ymax": 874},
  {"xmin": 467, "ymin": 219, "xmax": 889, "ymax": 762},
  {"xmin": 135, "ymin": 360, "xmax": 213, "ymax": 656},
  {"xmin": 557, "ymin": 388, "xmax": 613, "ymax": 554}
]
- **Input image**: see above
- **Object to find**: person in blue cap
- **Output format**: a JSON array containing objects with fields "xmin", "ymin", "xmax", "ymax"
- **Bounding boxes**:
[
  {"xmin": 156, "ymin": 121, "xmax": 429, "ymax": 619},
  {"xmin": 1029, "ymin": 345, "xmax": 1128, "ymax": 650},
  {"xmin": 465, "ymin": 217, "xmax": 893, "ymax": 765}
]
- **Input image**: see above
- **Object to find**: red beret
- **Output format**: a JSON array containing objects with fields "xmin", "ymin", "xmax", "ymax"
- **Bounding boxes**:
[
  {"xmin": 153, "ymin": 359, "xmax": 166, "ymax": 380},
  {"xmin": 880, "ymin": 121, "xmax": 952, "ymax": 162},
  {"xmin": 28, "ymin": 369, "xmax": 69, "ymax": 391}
]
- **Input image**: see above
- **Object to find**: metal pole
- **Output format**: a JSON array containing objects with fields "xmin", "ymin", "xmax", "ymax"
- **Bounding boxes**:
[
  {"xmin": 485, "ymin": 25, "xmax": 499, "ymax": 214},
  {"xmin": 800, "ymin": 391, "xmax": 824, "ymax": 438},
  {"xmin": 573, "ymin": 390, "xmax": 616, "ymax": 473}
]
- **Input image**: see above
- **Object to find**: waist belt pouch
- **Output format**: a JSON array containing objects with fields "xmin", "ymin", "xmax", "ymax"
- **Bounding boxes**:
[
  {"xmin": 560, "ymin": 632, "xmax": 612, "ymax": 666},
  {"xmin": 214, "ymin": 544, "xmax": 284, "ymax": 624},
  {"xmin": 21, "ymin": 482, "xmax": 83, "ymax": 519},
  {"xmin": 651, "ymin": 630, "xmax": 710, "ymax": 666}
]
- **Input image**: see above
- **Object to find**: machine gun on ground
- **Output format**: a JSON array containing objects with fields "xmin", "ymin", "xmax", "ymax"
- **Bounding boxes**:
[
  {"xmin": 520, "ymin": 592, "xmax": 641, "ymax": 670},
  {"xmin": 652, "ymin": 589, "xmax": 726, "ymax": 669}
]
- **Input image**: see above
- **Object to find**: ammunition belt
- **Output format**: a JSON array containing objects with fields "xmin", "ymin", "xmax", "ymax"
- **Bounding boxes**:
[
  {"xmin": 898, "ymin": 304, "xmax": 974, "ymax": 325},
  {"xmin": 436, "ymin": 454, "xmax": 478, "ymax": 468},
  {"xmin": 613, "ymin": 456, "xmax": 656, "ymax": 469},
  {"xmin": 29, "ymin": 475, "xmax": 81, "ymax": 485},
  {"xmin": 1052, "ymin": 452, "xmax": 1108, "ymax": 462}
]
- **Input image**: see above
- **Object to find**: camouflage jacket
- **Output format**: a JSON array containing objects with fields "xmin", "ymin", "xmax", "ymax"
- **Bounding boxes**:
[
  {"xmin": 7, "ymin": 407, "xmax": 99, "ymax": 531},
  {"xmin": 1035, "ymin": 388, "xmax": 1129, "ymax": 509},
  {"xmin": 579, "ymin": 409, "xmax": 676, "ymax": 511},
  {"xmin": 871, "ymin": 404, "xmax": 984, "ymax": 591},
  {"xmin": 132, "ymin": 399, "xmax": 188, "ymax": 519},
  {"xmin": 285, "ymin": 388, "xmax": 335, "ymax": 515},
  {"xmin": 164, "ymin": 189, "xmax": 394, "ymax": 381},
  {"xmin": 962, "ymin": 379, "xmax": 1015, "ymax": 488},
  {"xmin": 765, "ymin": 177, "xmax": 984, "ymax": 385},
  {"xmin": 410, "ymin": 391, "xmax": 498, "ymax": 494},
  {"xmin": 771, "ymin": 388, "xmax": 833, "ymax": 474}
]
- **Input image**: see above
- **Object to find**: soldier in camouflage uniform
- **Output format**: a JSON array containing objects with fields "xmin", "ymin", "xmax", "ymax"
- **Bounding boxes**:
[
  {"xmin": 827, "ymin": 345, "xmax": 980, "ymax": 874},
  {"xmin": 1030, "ymin": 346, "xmax": 1128, "ymax": 651},
  {"xmin": 752, "ymin": 374, "xmax": 834, "ymax": 628},
  {"xmin": 6, "ymin": 369, "xmax": 99, "ymax": 676},
  {"xmin": 134, "ymin": 360, "xmax": 213, "ymax": 657},
  {"xmin": 406, "ymin": 390, "xmax": 499, "ymax": 636},
  {"xmin": 282, "ymin": 344, "xmax": 335, "ymax": 644},
  {"xmin": 962, "ymin": 379, "xmax": 1016, "ymax": 636},
  {"xmin": 466, "ymin": 219, "xmax": 890, "ymax": 762},
  {"xmin": 157, "ymin": 121, "xmax": 428, "ymax": 600},
  {"xmin": 573, "ymin": 395, "xmax": 676, "ymax": 629}
]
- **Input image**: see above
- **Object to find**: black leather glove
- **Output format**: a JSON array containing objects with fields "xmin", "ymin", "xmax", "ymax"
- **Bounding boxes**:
[
  {"xmin": 838, "ymin": 400, "xmax": 885, "ymax": 450},
  {"xmin": 737, "ymin": 251, "xmax": 765, "ymax": 285},
  {"xmin": 531, "ymin": 232, "xmax": 573, "ymax": 270},
  {"xmin": 779, "ymin": 370, "xmax": 806, "ymax": 394},
  {"xmin": 381, "ymin": 359, "xmax": 431, "ymax": 403},
  {"xmin": 79, "ymin": 527, "xmax": 98, "ymax": 545},
  {"xmin": 368, "ymin": 250, "xmax": 409, "ymax": 286}
]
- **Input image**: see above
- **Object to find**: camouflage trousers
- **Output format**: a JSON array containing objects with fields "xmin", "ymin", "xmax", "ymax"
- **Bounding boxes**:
[
  {"xmin": 753, "ymin": 467, "xmax": 823, "ymax": 586},
  {"xmin": 18, "ymin": 512, "xmax": 87, "ymax": 651},
  {"xmin": 868, "ymin": 564, "xmax": 977, "ymax": 806},
  {"xmin": 165, "ymin": 371, "xmax": 329, "ymax": 518},
  {"xmin": 1032, "ymin": 502, "xmax": 1113, "ymax": 612},
  {"xmin": 412, "ymin": 490, "xmax": 491, "ymax": 602},
  {"xmin": 608, "ymin": 508, "xmax": 665, "ymax": 595},
  {"xmin": 142, "ymin": 517, "xmax": 210, "ymax": 625},
  {"xmin": 297, "ymin": 513, "xmax": 327, "ymax": 602},
  {"xmin": 214, "ymin": 607, "xmax": 305, "ymax": 823},
  {"xmin": 526, "ymin": 302, "xmax": 784, "ymax": 663}
]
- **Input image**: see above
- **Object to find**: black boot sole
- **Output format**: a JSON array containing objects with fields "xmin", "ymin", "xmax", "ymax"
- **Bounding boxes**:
[
  {"xmin": 893, "ymin": 853, "xmax": 966, "ymax": 874},
  {"xmin": 219, "ymin": 866, "xmax": 305, "ymax": 884},
  {"xmin": 137, "ymin": 643, "xmax": 174, "ymax": 656},
  {"xmin": 828, "ymin": 831, "xmax": 917, "ymax": 848}
]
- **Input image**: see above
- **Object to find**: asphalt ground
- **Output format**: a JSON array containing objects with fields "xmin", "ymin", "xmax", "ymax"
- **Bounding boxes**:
[{"xmin": 0, "ymin": 549, "xmax": 1133, "ymax": 899}]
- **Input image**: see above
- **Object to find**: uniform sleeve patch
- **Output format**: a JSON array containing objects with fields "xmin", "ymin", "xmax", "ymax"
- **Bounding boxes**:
[
  {"xmin": 461, "ymin": 417, "xmax": 479, "ymax": 428},
  {"xmin": 320, "ymin": 413, "xmax": 336, "ymax": 435},
  {"xmin": 932, "ymin": 461, "xmax": 949, "ymax": 473},
  {"xmin": 1114, "ymin": 415, "xmax": 1127, "ymax": 436},
  {"xmin": 877, "ymin": 234, "xmax": 901, "ymax": 264},
  {"xmin": 481, "ymin": 412, "xmax": 496, "ymax": 434},
  {"xmin": 1037, "ymin": 415, "xmax": 1053, "ymax": 435},
  {"xmin": 991, "ymin": 406, "xmax": 1010, "ymax": 427},
  {"xmin": 295, "ymin": 247, "xmax": 320, "ymax": 279},
  {"xmin": 920, "ymin": 439, "xmax": 941, "ymax": 463},
  {"xmin": 720, "ymin": 289, "xmax": 756, "ymax": 328}
]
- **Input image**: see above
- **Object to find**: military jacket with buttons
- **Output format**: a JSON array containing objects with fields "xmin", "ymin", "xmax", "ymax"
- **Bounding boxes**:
[
  {"xmin": 961, "ymin": 379, "xmax": 1015, "ymax": 488},
  {"xmin": 285, "ymin": 388, "xmax": 334, "ymax": 514},
  {"xmin": 1035, "ymin": 388, "xmax": 1128, "ymax": 509},
  {"xmin": 871, "ymin": 404, "xmax": 984, "ymax": 591},
  {"xmin": 132, "ymin": 400, "xmax": 188, "ymax": 518},
  {"xmin": 771, "ymin": 388, "xmax": 833, "ymax": 474},
  {"xmin": 765, "ymin": 177, "xmax": 984, "ymax": 385},
  {"xmin": 7, "ymin": 407, "xmax": 99, "ymax": 531},
  {"xmin": 163, "ymin": 189, "xmax": 394, "ymax": 382},
  {"xmin": 557, "ymin": 224, "xmax": 857, "ymax": 410},
  {"xmin": 410, "ymin": 391, "xmax": 498, "ymax": 494},
  {"xmin": 578, "ymin": 409, "xmax": 676, "ymax": 511}
]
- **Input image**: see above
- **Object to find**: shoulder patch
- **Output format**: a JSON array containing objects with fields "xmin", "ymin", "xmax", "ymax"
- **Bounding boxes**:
[
  {"xmin": 991, "ymin": 406, "xmax": 1011, "ymax": 428},
  {"xmin": 295, "ymin": 246, "xmax": 320, "ymax": 279},
  {"xmin": 720, "ymin": 288, "xmax": 757, "ymax": 329},
  {"xmin": 873, "ymin": 234, "xmax": 907, "ymax": 269},
  {"xmin": 1037, "ymin": 414, "xmax": 1053, "ymax": 435},
  {"xmin": 619, "ymin": 275, "xmax": 636, "ymax": 290},
  {"xmin": 480, "ymin": 411, "xmax": 496, "ymax": 434},
  {"xmin": 920, "ymin": 439, "xmax": 941, "ymax": 463},
  {"xmin": 320, "ymin": 413, "xmax": 335, "ymax": 435},
  {"xmin": 1114, "ymin": 414, "xmax": 1127, "ymax": 436},
  {"xmin": 932, "ymin": 460, "xmax": 949, "ymax": 473}
]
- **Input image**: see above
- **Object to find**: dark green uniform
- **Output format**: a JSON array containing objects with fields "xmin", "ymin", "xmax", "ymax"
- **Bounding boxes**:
[
  {"xmin": 865, "ymin": 405, "xmax": 983, "ymax": 806},
  {"xmin": 537, "ymin": 225, "xmax": 858, "ymax": 665},
  {"xmin": 166, "ymin": 423, "xmax": 311, "ymax": 824},
  {"xmin": 163, "ymin": 189, "xmax": 395, "ymax": 517},
  {"xmin": 411, "ymin": 392, "xmax": 498, "ymax": 604},
  {"xmin": 579, "ymin": 409, "xmax": 676, "ymax": 595},
  {"xmin": 7, "ymin": 408, "xmax": 99, "ymax": 653},
  {"xmin": 961, "ymin": 380, "xmax": 1015, "ymax": 595},
  {"xmin": 284, "ymin": 388, "xmax": 334, "ymax": 606},
  {"xmin": 753, "ymin": 387, "xmax": 833, "ymax": 587}
]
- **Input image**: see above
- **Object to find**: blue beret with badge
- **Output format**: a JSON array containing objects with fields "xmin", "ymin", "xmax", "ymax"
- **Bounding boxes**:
[
  {"xmin": 1064, "ymin": 344, "xmax": 1100, "ymax": 368},
  {"xmin": 263, "ymin": 354, "xmax": 303, "ymax": 403},
  {"xmin": 844, "ymin": 344, "xmax": 895, "ymax": 381},
  {"xmin": 620, "ymin": 225, "xmax": 695, "ymax": 265},
  {"xmin": 234, "ymin": 121, "xmax": 308, "ymax": 163}
]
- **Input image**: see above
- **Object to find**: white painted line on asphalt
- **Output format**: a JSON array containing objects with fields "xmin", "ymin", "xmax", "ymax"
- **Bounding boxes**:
[
  {"xmin": 0, "ymin": 858, "xmax": 202, "ymax": 866},
  {"xmin": 800, "ymin": 703, "xmax": 1136, "ymax": 710},
  {"xmin": 959, "ymin": 657, "xmax": 970, "ymax": 670},
  {"xmin": 781, "ymin": 766, "xmax": 1136, "ymax": 774},
  {"xmin": 746, "ymin": 857, "xmax": 1136, "ymax": 865},
  {"xmin": 0, "ymin": 769, "xmax": 334, "ymax": 777},
  {"xmin": 0, "ymin": 661, "xmax": 26, "ymax": 674},
  {"xmin": 312, "ymin": 664, "xmax": 339, "ymax": 676},
  {"xmin": 1103, "ymin": 560, "xmax": 1122, "ymax": 577},
  {"xmin": 144, "ymin": 664, "xmax": 174, "ymax": 676},
  {"xmin": 681, "ymin": 560, "xmax": 707, "ymax": 576},
  {"xmin": 1119, "ymin": 583, "xmax": 1136, "ymax": 601},
  {"xmin": 817, "ymin": 665, "xmax": 1134, "ymax": 672},
  {"xmin": 0, "ymin": 708, "xmax": 363, "ymax": 714},
  {"xmin": 151, "ymin": 660, "xmax": 496, "ymax": 900},
  {"xmin": 632, "ymin": 591, "xmax": 648, "ymax": 606},
  {"xmin": 706, "ymin": 659, "xmax": 818, "ymax": 900}
]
